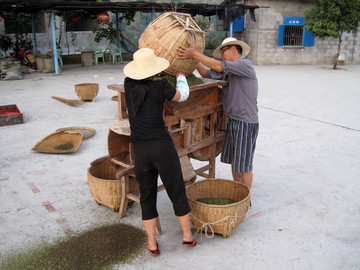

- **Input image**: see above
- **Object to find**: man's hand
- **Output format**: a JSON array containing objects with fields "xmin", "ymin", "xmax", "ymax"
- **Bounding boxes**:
[
  {"xmin": 176, "ymin": 40, "xmax": 196, "ymax": 59},
  {"xmin": 177, "ymin": 40, "xmax": 223, "ymax": 73}
]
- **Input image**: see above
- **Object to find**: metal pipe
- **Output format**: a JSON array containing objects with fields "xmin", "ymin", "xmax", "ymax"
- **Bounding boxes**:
[
  {"xmin": 31, "ymin": 13, "xmax": 37, "ymax": 57},
  {"xmin": 229, "ymin": 21, "xmax": 233, "ymax": 37},
  {"xmin": 152, "ymin": 7, "xmax": 155, "ymax": 21},
  {"xmin": 115, "ymin": 12, "xmax": 121, "ymax": 62},
  {"xmin": 50, "ymin": 9, "xmax": 59, "ymax": 75},
  {"xmin": 116, "ymin": 12, "xmax": 120, "ymax": 48}
]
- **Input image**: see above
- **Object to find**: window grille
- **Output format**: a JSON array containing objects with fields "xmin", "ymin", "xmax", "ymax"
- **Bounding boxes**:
[
  {"xmin": 278, "ymin": 16, "xmax": 314, "ymax": 47},
  {"xmin": 283, "ymin": 25, "xmax": 303, "ymax": 46}
]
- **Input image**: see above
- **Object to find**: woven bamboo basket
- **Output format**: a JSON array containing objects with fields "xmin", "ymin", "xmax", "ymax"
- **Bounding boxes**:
[
  {"xmin": 186, "ymin": 178, "xmax": 250, "ymax": 238},
  {"xmin": 87, "ymin": 156, "xmax": 140, "ymax": 212},
  {"xmin": 74, "ymin": 83, "xmax": 99, "ymax": 101},
  {"xmin": 31, "ymin": 131, "xmax": 83, "ymax": 153},
  {"xmin": 139, "ymin": 12, "xmax": 206, "ymax": 76}
]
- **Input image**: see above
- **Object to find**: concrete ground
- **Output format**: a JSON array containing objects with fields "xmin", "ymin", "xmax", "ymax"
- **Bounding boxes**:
[{"xmin": 0, "ymin": 63, "xmax": 359, "ymax": 269}]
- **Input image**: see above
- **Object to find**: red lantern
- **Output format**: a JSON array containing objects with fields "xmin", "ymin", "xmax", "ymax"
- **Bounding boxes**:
[
  {"xmin": 70, "ymin": 15, "xmax": 81, "ymax": 24},
  {"xmin": 97, "ymin": 12, "xmax": 110, "ymax": 23}
]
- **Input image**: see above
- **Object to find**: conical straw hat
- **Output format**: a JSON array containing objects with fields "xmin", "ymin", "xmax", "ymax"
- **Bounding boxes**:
[
  {"xmin": 124, "ymin": 48, "xmax": 169, "ymax": 80},
  {"xmin": 213, "ymin": 37, "xmax": 250, "ymax": 58}
]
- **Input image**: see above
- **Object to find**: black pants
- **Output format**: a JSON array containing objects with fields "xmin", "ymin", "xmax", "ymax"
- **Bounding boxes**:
[{"xmin": 133, "ymin": 139, "xmax": 191, "ymax": 220}]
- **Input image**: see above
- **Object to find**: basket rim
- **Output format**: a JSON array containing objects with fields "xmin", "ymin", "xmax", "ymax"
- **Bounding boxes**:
[
  {"xmin": 150, "ymin": 12, "xmax": 206, "ymax": 34},
  {"xmin": 87, "ymin": 168, "xmax": 121, "ymax": 182},
  {"xmin": 186, "ymin": 178, "xmax": 250, "ymax": 208},
  {"xmin": 56, "ymin": 126, "xmax": 95, "ymax": 139},
  {"xmin": 75, "ymin": 83, "xmax": 99, "ymax": 87}
]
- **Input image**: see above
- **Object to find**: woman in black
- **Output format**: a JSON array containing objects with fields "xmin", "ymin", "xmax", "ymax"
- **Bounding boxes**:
[{"xmin": 123, "ymin": 48, "xmax": 196, "ymax": 256}]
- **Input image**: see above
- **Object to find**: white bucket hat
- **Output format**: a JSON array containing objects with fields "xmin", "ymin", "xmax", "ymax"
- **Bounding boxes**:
[
  {"xmin": 213, "ymin": 37, "xmax": 250, "ymax": 58},
  {"xmin": 124, "ymin": 48, "xmax": 170, "ymax": 80}
]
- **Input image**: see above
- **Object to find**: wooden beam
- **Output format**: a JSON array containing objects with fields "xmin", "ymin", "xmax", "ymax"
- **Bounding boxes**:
[{"xmin": 177, "ymin": 134, "xmax": 224, "ymax": 157}]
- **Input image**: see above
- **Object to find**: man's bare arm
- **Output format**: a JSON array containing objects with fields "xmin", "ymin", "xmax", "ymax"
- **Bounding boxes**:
[{"xmin": 196, "ymin": 63, "xmax": 208, "ymax": 78}]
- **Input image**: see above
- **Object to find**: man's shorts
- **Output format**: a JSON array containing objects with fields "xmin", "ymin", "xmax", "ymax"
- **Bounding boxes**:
[{"xmin": 220, "ymin": 119, "xmax": 259, "ymax": 173}]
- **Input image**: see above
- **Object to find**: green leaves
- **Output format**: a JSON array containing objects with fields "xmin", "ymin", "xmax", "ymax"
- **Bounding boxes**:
[
  {"xmin": 305, "ymin": 0, "xmax": 360, "ymax": 39},
  {"xmin": 92, "ymin": 12, "xmax": 135, "ymax": 43},
  {"xmin": 0, "ymin": 12, "xmax": 33, "ymax": 52},
  {"xmin": 305, "ymin": 0, "xmax": 360, "ymax": 68}
]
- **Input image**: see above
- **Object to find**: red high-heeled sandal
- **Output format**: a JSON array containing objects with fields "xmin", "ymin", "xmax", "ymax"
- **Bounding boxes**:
[
  {"xmin": 182, "ymin": 239, "xmax": 197, "ymax": 246},
  {"xmin": 146, "ymin": 242, "xmax": 160, "ymax": 256}
]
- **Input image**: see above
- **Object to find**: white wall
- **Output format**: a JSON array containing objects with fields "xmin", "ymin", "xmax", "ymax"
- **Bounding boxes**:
[{"xmin": 0, "ymin": 13, "xmax": 110, "ymax": 57}]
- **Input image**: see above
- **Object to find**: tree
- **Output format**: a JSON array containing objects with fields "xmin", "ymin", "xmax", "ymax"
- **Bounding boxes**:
[
  {"xmin": 195, "ymin": 17, "xmax": 211, "ymax": 32},
  {"xmin": 304, "ymin": 0, "xmax": 360, "ymax": 69}
]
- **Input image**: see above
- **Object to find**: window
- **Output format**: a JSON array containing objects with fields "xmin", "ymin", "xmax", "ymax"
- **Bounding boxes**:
[
  {"xmin": 228, "ymin": 16, "xmax": 244, "ymax": 32},
  {"xmin": 283, "ymin": 25, "xmax": 303, "ymax": 46},
  {"xmin": 278, "ymin": 16, "xmax": 314, "ymax": 47}
]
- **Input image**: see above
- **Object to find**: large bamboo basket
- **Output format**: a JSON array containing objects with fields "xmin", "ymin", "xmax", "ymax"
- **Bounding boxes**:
[
  {"xmin": 139, "ymin": 12, "xmax": 206, "ymax": 76},
  {"xmin": 186, "ymin": 179, "xmax": 250, "ymax": 238},
  {"xmin": 75, "ymin": 83, "xmax": 99, "ymax": 101},
  {"xmin": 87, "ymin": 156, "xmax": 140, "ymax": 212}
]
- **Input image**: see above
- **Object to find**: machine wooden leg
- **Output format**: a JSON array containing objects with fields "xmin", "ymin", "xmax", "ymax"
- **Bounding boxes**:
[
  {"xmin": 119, "ymin": 175, "xmax": 129, "ymax": 218},
  {"xmin": 209, "ymin": 141, "xmax": 216, "ymax": 178}
]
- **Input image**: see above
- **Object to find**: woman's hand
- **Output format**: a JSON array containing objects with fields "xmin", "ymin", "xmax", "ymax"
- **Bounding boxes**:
[{"xmin": 176, "ymin": 72, "xmax": 185, "ymax": 78}]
